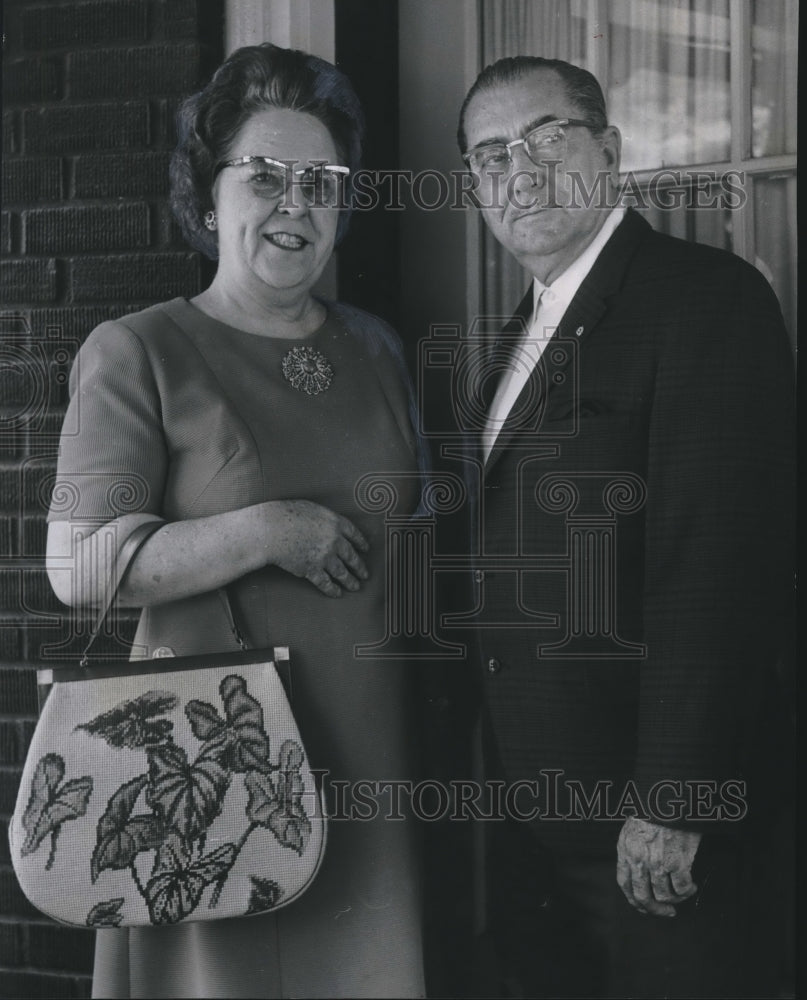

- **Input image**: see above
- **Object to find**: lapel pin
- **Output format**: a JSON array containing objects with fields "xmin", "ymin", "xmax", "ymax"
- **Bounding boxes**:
[{"xmin": 575, "ymin": 326, "xmax": 584, "ymax": 337}]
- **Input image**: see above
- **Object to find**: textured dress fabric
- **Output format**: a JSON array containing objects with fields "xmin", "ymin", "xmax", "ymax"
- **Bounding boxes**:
[{"xmin": 48, "ymin": 298, "xmax": 426, "ymax": 999}]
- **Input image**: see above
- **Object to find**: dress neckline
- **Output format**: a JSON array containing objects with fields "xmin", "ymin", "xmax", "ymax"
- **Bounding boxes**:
[{"xmin": 174, "ymin": 296, "xmax": 335, "ymax": 345}]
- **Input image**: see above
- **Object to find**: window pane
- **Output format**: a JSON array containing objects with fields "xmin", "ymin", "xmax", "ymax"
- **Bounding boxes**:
[
  {"xmin": 607, "ymin": 0, "xmax": 731, "ymax": 172},
  {"xmin": 752, "ymin": 0, "xmax": 797, "ymax": 157},
  {"xmin": 630, "ymin": 182, "xmax": 731, "ymax": 250},
  {"xmin": 754, "ymin": 174, "xmax": 796, "ymax": 347}
]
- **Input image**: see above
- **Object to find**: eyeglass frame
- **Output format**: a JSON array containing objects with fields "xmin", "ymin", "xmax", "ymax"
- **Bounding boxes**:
[
  {"xmin": 212, "ymin": 155, "xmax": 351, "ymax": 204},
  {"xmin": 462, "ymin": 118, "xmax": 602, "ymax": 174}
]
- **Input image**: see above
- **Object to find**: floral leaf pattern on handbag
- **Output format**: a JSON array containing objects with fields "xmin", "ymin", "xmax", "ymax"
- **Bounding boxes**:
[
  {"xmin": 145, "ymin": 842, "xmax": 239, "ymax": 924},
  {"xmin": 244, "ymin": 769, "xmax": 279, "ymax": 825},
  {"xmin": 191, "ymin": 843, "xmax": 238, "ymax": 884},
  {"xmin": 243, "ymin": 741, "xmax": 311, "ymax": 855},
  {"xmin": 91, "ymin": 774, "xmax": 157, "ymax": 882},
  {"xmin": 145, "ymin": 858, "xmax": 207, "ymax": 925},
  {"xmin": 86, "ymin": 897, "xmax": 125, "ymax": 927},
  {"xmin": 184, "ymin": 699, "xmax": 225, "ymax": 741},
  {"xmin": 146, "ymin": 742, "xmax": 231, "ymax": 842},
  {"xmin": 20, "ymin": 675, "xmax": 318, "ymax": 926},
  {"xmin": 187, "ymin": 675, "xmax": 272, "ymax": 774},
  {"xmin": 246, "ymin": 875, "xmax": 282, "ymax": 915},
  {"xmin": 151, "ymin": 831, "xmax": 190, "ymax": 878},
  {"xmin": 271, "ymin": 740, "xmax": 312, "ymax": 855},
  {"xmin": 125, "ymin": 814, "xmax": 166, "ymax": 853},
  {"xmin": 76, "ymin": 691, "xmax": 178, "ymax": 749},
  {"xmin": 21, "ymin": 754, "xmax": 93, "ymax": 870}
]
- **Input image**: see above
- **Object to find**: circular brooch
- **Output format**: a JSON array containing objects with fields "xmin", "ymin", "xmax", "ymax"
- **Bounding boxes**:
[{"xmin": 281, "ymin": 346, "xmax": 334, "ymax": 395}]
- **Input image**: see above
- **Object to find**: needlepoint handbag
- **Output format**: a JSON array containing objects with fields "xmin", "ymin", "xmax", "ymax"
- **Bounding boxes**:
[{"xmin": 9, "ymin": 522, "xmax": 327, "ymax": 928}]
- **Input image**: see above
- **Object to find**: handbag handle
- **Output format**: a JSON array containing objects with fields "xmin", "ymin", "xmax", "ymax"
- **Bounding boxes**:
[
  {"xmin": 80, "ymin": 520, "xmax": 164, "ymax": 667},
  {"xmin": 216, "ymin": 588, "xmax": 248, "ymax": 651},
  {"xmin": 215, "ymin": 589, "xmax": 292, "ymax": 695},
  {"xmin": 78, "ymin": 521, "xmax": 291, "ymax": 691}
]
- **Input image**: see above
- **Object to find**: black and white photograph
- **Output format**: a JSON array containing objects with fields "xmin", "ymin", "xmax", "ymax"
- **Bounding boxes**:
[{"xmin": 0, "ymin": 2, "xmax": 797, "ymax": 998}]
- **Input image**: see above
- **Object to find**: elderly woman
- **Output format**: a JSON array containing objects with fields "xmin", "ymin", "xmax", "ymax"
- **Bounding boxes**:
[{"xmin": 46, "ymin": 44, "xmax": 426, "ymax": 999}]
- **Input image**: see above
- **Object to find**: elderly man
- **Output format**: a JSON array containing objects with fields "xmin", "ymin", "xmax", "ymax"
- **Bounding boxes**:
[{"xmin": 454, "ymin": 56, "xmax": 794, "ymax": 998}]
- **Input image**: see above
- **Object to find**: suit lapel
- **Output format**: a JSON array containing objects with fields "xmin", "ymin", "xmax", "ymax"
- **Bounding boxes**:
[
  {"xmin": 478, "ymin": 288, "xmax": 534, "ymax": 411},
  {"xmin": 484, "ymin": 210, "xmax": 650, "ymax": 476}
]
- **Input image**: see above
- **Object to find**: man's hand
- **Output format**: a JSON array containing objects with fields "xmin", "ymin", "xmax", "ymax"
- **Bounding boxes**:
[{"xmin": 616, "ymin": 817, "xmax": 701, "ymax": 917}]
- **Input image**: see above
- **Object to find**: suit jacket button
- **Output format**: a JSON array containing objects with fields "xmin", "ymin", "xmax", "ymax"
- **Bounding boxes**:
[
  {"xmin": 474, "ymin": 570, "xmax": 485, "ymax": 583},
  {"xmin": 487, "ymin": 657, "xmax": 501, "ymax": 674}
]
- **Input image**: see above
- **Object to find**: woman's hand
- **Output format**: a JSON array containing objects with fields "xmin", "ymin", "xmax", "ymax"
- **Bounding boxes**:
[
  {"xmin": 47, "ymin": 499, "xmax": 371, "ymax": 609},
  {"xmin": 266, "ymin": 500, "xmax": 370, "ymax": 597}
]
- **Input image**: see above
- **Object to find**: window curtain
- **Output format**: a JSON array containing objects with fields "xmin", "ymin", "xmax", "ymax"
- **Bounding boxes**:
[
  {"xmin": 609, "ymin": 0, "xmax": 732, "ymax": 253},
  {"xmin": 750, "ymin": 0, "xmax": 798, "ymax": 345},
  {"xmin": 607, "ymin": 0, "xmax": 731, "ymax": 172},
  {"xmin": 481, "ymin": 0, "xmax": 587, "ymax": 64},
  {"xmin": 751, "ymin": 0, "xmax": 797, "ymax": 158}
]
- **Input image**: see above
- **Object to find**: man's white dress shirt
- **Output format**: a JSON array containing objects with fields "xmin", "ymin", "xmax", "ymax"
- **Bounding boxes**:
[{"xmin": 482, "ymin": 207, "xmax": 626, "ymax": 462}]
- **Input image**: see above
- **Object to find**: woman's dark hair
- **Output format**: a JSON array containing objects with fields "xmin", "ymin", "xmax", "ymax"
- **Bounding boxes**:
[
  {"xmin": 171, "ymin": 43, "xmax": 365, "ymax": 258},
  {"xmin": 457, "ymin": 56, "xmax": 608, "ymax": 153}
]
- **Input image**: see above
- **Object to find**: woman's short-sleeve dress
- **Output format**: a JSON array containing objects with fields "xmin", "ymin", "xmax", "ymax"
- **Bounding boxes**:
[{"xmin": 48, "ymin": 298, "xmax": 426, "ymax": 999}]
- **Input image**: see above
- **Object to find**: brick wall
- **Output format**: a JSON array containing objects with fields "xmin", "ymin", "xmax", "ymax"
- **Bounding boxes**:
[{"xmin": 0, "ymin": 2, "xmax": 223, "ymax": 995}]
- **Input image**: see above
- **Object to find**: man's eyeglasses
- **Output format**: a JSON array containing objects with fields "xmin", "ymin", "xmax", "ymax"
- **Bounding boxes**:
[
  {"xmin": 463, "ymin": 118, "xmax": 600, "ymax": 178},
  {"xmin": 213, "ymin": 156, "xmax": 350, "ymax": 207}
]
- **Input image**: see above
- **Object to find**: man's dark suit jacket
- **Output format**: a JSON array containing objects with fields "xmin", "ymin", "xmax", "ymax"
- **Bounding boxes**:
[{"xmin": 469, "ymin": 208, "xmax": 794, "ymax": 855}]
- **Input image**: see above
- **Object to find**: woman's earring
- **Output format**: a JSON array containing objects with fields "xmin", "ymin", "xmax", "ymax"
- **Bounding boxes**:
[{"xmin": 203, "ymin": 210, "xmax": 217, "ymax": 231}]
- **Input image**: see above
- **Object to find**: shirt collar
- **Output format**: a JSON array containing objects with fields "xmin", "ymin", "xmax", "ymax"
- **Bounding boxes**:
[{"xmin": 532, "ymin": 207, "xmax": 627, "ymax": 325}]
